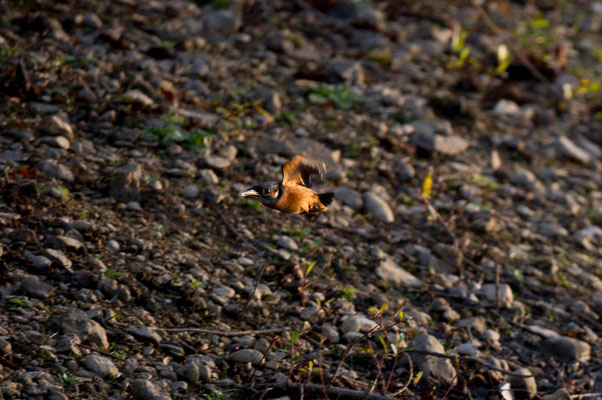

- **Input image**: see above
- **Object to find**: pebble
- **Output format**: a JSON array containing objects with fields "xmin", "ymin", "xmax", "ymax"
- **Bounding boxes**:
[
  {"xmin": 81, "ymin": 354, "xmax": 119, "ymax": 378},
  {"xmin": 276, "ymin": 236, "xmax": 298, "ymax": 251},
  {"xmin": 106, "ymin": 239, "xmax": 120, "ymax": 253},
  {"xmin": 334, "ymin": 187, "xmax": 363, "ymax": 210},
  {"xmin": 38, "ymin": 161, "xmax": 74, "ymax": 182},
  {"xmin": 40, "ymin": 115, "xmax": 74, "ymax": 139},
  {"xmin": 375, "ymin": 257, "xmax": 423, "ymax": 288},
  {"xmin": 126, "ymin": 327, "xmax": 163, "ymax": 345},
  {"xmin": 47, "ymin": 235, "xmax": 83, "ymax": 251},
  {"xmin": 182, "ymin": 185, "xmax": 200, "ymax": 199},
  {"xmin": 482, "ymin": 284, "xmax": 514, "ymax": 308},
  {"xmin": 229, "ymin": 349, "xmax": 264, "ymax": 365},
  {"xmin": 363, "ymin": 192, "xmax": 394, "ymax": 222},
  {"xmin": 198, "ymin": 169, "xmax": 219, "ymax": 185},
  {"xmin": 200, "ymin": 155, "xmax": 231, "ymax": 170},
  {"xmin": 119, "ymin": 90, "xmax": 154, "ymax": 106},
  {"xmin": 43, "ymin": 249, "xmax": 72, "ymax": 269},
  {"xmin": 556, "ymin": 136, "xmax": 591, "ymax": 164},
  {"xmin": 456, "ymin": 343, "xmax": 479, "ymax": 357},
  {"xmin": 21, "ymin": 277, "xmax": 56, "ymax": 299}
]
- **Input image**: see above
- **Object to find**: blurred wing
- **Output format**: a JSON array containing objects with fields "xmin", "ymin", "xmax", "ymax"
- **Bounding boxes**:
[{"xmin": 281, "ymin": 156, "xmax": 326, "ymax": 188}]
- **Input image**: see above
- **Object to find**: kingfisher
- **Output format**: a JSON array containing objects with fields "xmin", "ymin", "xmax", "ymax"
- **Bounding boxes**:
[{"xmin": 241, "ymin": 156, "xmax": 335, "ymax": 214}]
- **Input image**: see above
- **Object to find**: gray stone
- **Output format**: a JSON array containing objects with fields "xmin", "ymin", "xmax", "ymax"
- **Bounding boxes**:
[
  {"xmin": 130, "ymin": 379, "xmax": 172, "ymax": 400},
  {"xmin": 106, "ymin": 239, "xmax": 120, "ymax": 253},
  {"xmin": 493, "ymin": 99, "xmax": 520, "ymax": 115},
  {"xmin": 398, "ymin": 163, "xmax": 415, "ymax": 183},
  {"xmin": 126, "ymin": 327, "xmax": 163, "ymax": 345},
  {"xmin": 81, "ymin": 354, "xmax": 119, "ymax": 378},
  {"xmin": 38, "ymin": 161, "xmax": 74, "ymax": 182},
  {"xmin": 182, "ymin": 185, "xmax": 199, "ymax": 199},
  {"xmin": 62, "ymin": 309, "xmax": 109, "ymax": 349},
  {"xmin": 541, "ymin": 335, "xmax": 590, "ymax": 362},
  {"xmin": 43, "ymin": 249, "xmax": 72, "ymax": 268},
  {"xmin": 229, "ymin": 349, "xmax": 264, "ymax": 365},
  {"xmin": 409, "ymin": 334, "xmax": 456, "ymax": 383},
  {"xmin": 212, "ymin": 286, "xmax": 236, "ymax": 299},
  {"xmin": 456, "ymin": 316, "xmax": 487, "ymax": 334},
  {"xmin": 456, "ymin": 343, "xmax": 479, "ymax": 357},
  {"xmin": 507, "ymin": 168, "xmax": 539, "ymax": 189},
  {"xmin": 21, "ymin": 277, "xmax": 55, "ymax": 299},
  {"xmin": 198, "ymin": 169, "xmax": 219, "ymax": 185},
  {"xmin": 376, "ymin": 257, "xmax": 423, "ymax": 288},
  {"xmin": 200, "ymin": 155, "xmax": 230, "ymax": 170},
  {"xmin": 159, "ymin": 343, "xmax": 185, "ymax": 356},
  {"xmin": 127, "ymin": 201, "xmax": 142, "ymax": 211},
  {"xmin": 25, "ymin": 252, "xmax": 52, "ymax": 269},
  {"xmin": 39, "ymin": 135, "xmax": 70, "ymax": 149},
  {"xmin": 509, "ymin": 368, "xmax": 537, "ymax": 399},
  {"xmin": 482, "ymin": 284, "xmax": 513, "ymax": 308},
  {"xmin": 203, "ymin": 9, "xmax": 236, "ymax": 33},
  {"xmin": 340, "ymin": 315, "xmax": 377, "ymax": 334},
  {"xmin": 411, "ymin": 124, "xmax": 469, "ymax": 155},
  {"xmin": 276, "ymin": 236, "xmax": 298, "ymax": 251},
  {"xmin": 47, "ymin": 235, "xmax": 83, "ymax": 251},
  {"xmin": 176, "ymin": 363, "xmax": 199, "ymax": 384},
  {"xmin": 330, "ymin": 60, "xmax": 365, "ymax": 85},
  {"xmin": 363, "ymin": 192, "xmax": 394, "ymax": 222},
  {"xmin": 334, "ymin": 187, "xmax": 363, "ymax": 210},
  {"xmin": 40, "ymin": 115, "xmax": 74, "ymax": 139},
  {"xmin": 54, "ymin": 334, "xmax": 82, "ymax": 356}
]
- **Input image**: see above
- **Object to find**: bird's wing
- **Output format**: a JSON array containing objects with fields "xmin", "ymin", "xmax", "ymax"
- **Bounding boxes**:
[{"xmin": 281, "ymin": 156, "xmax": 326, "ymax": 188}]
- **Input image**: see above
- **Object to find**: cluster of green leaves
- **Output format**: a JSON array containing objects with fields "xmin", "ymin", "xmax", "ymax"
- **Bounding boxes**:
[
  {"xmin": 143, "ymin": 114, "xmax": 212, "ymax": 150},
  {"xmin": 307, "ymin": 84, "xmax": 362, "ymax": 110}
]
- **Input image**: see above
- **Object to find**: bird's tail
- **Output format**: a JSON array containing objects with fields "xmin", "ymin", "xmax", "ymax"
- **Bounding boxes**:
[{"xmin": 318, "ymin": 192, "xmax": 335, "ymax": 207}]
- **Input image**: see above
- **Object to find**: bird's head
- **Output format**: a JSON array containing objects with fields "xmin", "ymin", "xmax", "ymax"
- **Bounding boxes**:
[{"xmin": 240, "ymin": 181, "xmax": 281, "ymax": 203}]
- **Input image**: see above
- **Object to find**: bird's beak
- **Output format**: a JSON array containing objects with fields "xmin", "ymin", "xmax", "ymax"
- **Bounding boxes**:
[{"xmin": 240, "ymin": 189, "xmax": 259, "ymax": 198}]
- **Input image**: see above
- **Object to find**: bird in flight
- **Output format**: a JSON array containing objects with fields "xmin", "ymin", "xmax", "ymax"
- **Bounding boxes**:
[{"xmin": 241, "ymin": 155, "xmax": 334, "ymax": 214}]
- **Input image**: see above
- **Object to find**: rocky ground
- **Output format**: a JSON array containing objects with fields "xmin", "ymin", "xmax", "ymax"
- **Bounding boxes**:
[{"xmin": 1, "ymin": 0, "xmax": 601, "ymax": 399}]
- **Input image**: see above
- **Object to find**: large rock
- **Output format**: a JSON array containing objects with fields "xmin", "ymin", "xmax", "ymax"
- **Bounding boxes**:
[
  {"xmin": 376, "ymin": 257, "xmax": 423, "ymax": 288},
  {"xmin": 61, "ymin": 309, "xmax": 109, "ymax": 349},
  {"xmin": 409, "ymin": 334, "xmax": 456, "ymax": 383}
]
